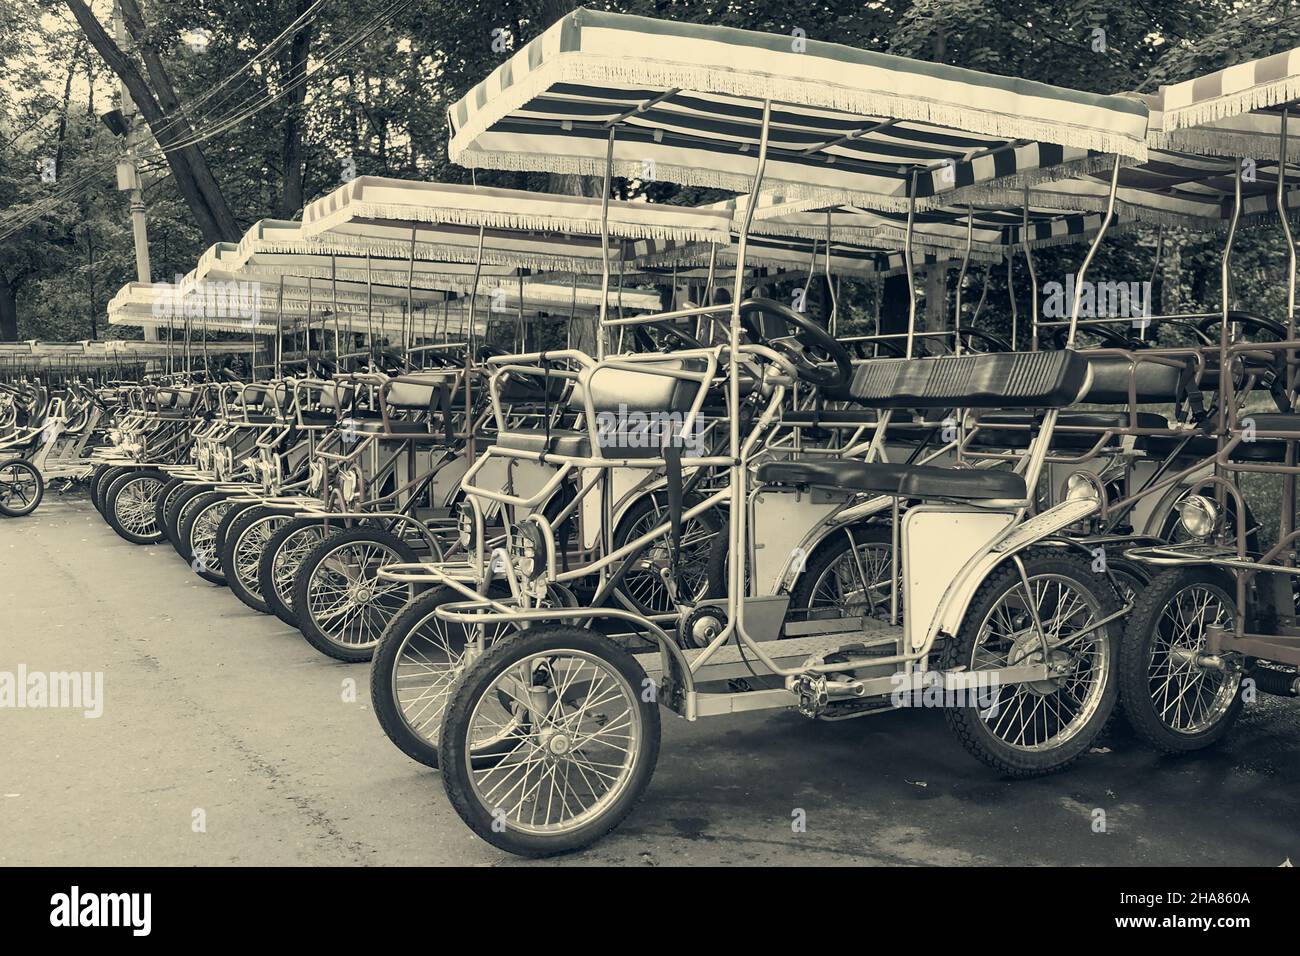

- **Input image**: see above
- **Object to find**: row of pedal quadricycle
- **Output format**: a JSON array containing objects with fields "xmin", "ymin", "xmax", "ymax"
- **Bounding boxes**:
[{"xmin": 14, "ymin": 295, "xmax": 1296, "ymax": 857}]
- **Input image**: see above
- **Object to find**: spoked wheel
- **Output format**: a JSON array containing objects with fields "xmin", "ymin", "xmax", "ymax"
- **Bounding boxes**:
[
  {"xmin": 371, "ymin": 585, "xmax": 516, "ymax": 768},
  {"xmin": 788, "ymin": 524, "xmax": 896, "ymax": 623},
  {"xmin": 87, "ymin": 464, "xmax": 114, "ymax": 512},
  {"xmin": 0, "ymin": 458, "xmax": 43, "ymax": 518},
  {"xmin": 93, "ymin": 465, "xmax": 131, "ymax": 517},
  {"xmin": 153, "ymin": 477, "xmax": 190, "ymax": 544},
  {"xmin": 292, "ymin": 527, "xmax": 417, "ymax": 662},
  {"xmin": 180, "ymin": 491, "xmax": 237, "ymax": 584},
  {"xmin": 167, "ymin": 484, "xmax": 214, "ymax": 562},
  {"xmin": 940, "ymin": 549, "xmax": 1119, "ymax": 776},
  {"xmin": 1119, "ymin": 567, "xmax": 1244, "ymax": 753},
  {"xmin": 220, "ymin": 506, "xmax": 292, "ymax": 614},
  {"xmin": 258, "ymin": 518, "xmax": 334, "ymax": 629},
  {"xmin": 103, "ymin": 470, "xmax": 167, "ymax": 544},
  {"xmin": 612, "ymin": 493, "xmax": 721, "ymax": 615},
  {"xmin": 439, "ymin": 625, "xmax": 661, "ymax": 857}
]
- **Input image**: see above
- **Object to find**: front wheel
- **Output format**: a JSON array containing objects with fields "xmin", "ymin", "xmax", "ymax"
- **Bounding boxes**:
[
  {"xmin": 940, "ymin": 549, "xmax": 1119, "ymax": 777},
  {"xmin": 0, "ymin": 458, "xmax": 43, "ymax": 517},
  {"xmin": 103, "ymin": 470, "xmax": 167, "ymax": 543},
  {"xmin": 259, "ymin": 518, "xmax": 334, "ymax": 629},
  {"xmin": 1118, "ymin": 567, "xmax": 1244, "ymax": 753},
  {"xmin": 220, "ymin": 506, "xmax": 292, "ymax": 614},
  {"xmin": 439, "ymin": 624, "xmax": 661, "ymax": 857},
  {"xmin": 370, "ymin": 585, "xmax": 515, "ymax": 768},
  {"xmin": 292, "ymin": 527, "xmax": 417, "ymax": 662}
]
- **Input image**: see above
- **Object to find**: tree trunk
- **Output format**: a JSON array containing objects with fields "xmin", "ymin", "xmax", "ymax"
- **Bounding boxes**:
[
  {"xmin": 64, "ymin": 0, "xmax": 241, "ymax": 245},
  {"xmin": 0, "ymin": 273, "xmax": 21, "ymax": 342},
  {"xmin": 278, "ymin": 0, "xmax": 314, "ymax": 218}
]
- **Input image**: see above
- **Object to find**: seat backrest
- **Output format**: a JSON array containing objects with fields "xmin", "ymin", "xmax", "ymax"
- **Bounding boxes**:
[
  {"xmin": 387, "ymin": 372, "xmax": 458, "ymax": 410},
  {"xmin": 1082, "ymin": 355, "xmax": 1188, "ymax": 404},
  {"xmin": 849, "ymin": 350, "xmax": 1090, "ymax": 409},
  {"xmin": 578, "ymin": 357, "xmax": 708, "ymax": 417}
]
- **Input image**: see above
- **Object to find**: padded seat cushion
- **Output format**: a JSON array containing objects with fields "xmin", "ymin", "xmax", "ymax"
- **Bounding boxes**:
[
  {"xmin": 496, "ymin": 428, "xmax": 591, "ymax": 457},
  {"xmin": 1083, "ymin": 356, "xmax": 1188, "ymax": 404},
  {"xmin": 972, "ymin": 411, "xmax": 1167, "ymax": 450},
  {"xmin": 849, "ymin": 350, "xmax": 1089, "ymax": 409},
  {"xmin": 1143, "ymin": 430, "xmax": 1289, "ymax": 463},
  {"xmin": 756, "ymin": 459, "xmax": 1027, "ymax": 501}
]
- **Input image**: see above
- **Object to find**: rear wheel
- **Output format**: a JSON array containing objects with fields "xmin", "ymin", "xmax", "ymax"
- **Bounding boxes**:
[
  {"xmin": 292, "ymin": 527, "xmax": 418, "ymax": 662},
  {"xmin": 439, "ymin": 624, "xmax": 660, "ymax": 857},
  {"xmin": 613, "ymin": 493, "xmax": 721, "ymax": 615},
  {"xmin": 788, "ymin": 524, "xmax": 896, "ymax": 624},
  {"xmin": 258, "ymin": 518, "xmax": 333, "ymax": 629},
  {"xmin": 103, "ymin": 470, "xmax": 167, "ymax": 544},
  {"xmin": 941, "ymin": 549, "xmax": 1118, "ymax": 777},
  {"xmin": 0, "ymin": 458, "xmax": 43, "ymax": 517},
  {"xmin": 1118, "ymin": 567, "xmax": 1244, "ymax": 753},
  {"xmin": 370, "ymin": 585, "xmax": 514, "ymax": 768}
]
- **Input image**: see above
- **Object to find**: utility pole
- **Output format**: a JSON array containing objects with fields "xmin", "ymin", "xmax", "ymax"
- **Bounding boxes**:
[{"xmin": 112, "ymin": 0, "xmax": 155, "ymax": 341}]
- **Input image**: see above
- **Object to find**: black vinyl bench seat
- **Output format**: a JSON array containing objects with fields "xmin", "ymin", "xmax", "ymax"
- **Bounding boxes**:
[{"xmin": 757, "ymin": 459, "xmax": 1026, "ymax": 501}]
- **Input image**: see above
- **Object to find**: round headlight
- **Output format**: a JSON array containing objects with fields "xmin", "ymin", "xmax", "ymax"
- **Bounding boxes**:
[
  {"xmin": 457, "ymin": 502, "xmax": 475, "ymax": 550},
  {"xmin": 1176, "ymin": 494, "xmax": 1219, "ymax": 539},
  {"xmin": 1064, "ymin": 472, "xmax": 1103, "ymax": 503},
  {"xmin": 511, "ymin": 519, "xmax": 547, "ymax": 580}
]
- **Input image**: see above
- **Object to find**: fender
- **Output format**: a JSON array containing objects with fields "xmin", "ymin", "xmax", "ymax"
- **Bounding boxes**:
[{"xmin": 928, "ymin": 497, "xmax": 1101, "ymax": 649}]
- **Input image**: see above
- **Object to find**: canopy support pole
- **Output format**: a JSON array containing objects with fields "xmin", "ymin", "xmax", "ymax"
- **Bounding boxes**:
[
  {"xmin": 954, "ymin": 205, "xmax": 973, "ymax": 356},
  {"xmin": 904, "ymin": 172, "xmax": 918, "ymax": 359},
  {"xmin": 1022, "ymin": 186, "xmax": 1039, "ymax": 351},
  {"xmin": 1067, "ymin": 156, "xmax": 1121, "ymax": 350},
  {"xmin": 725, "ymin": 98, "xmax": 772, "ymax": 642},
  {"xmin": 597, "ymin": 127, "xmax": 616, "ymax": 360},
  {"xmin": 1279, "ymin": 110, "xmax": 1297, "ymax": 551}
]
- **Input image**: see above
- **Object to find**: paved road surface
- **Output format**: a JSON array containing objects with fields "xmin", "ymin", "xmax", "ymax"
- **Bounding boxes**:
[{"xmin": 3, "ymin": 495, "xmax": 1297, "ymax": 866}]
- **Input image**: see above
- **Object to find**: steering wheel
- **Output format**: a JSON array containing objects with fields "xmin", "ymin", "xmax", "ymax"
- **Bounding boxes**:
[
  {"xmin": 737, "ymin": 298, "xmax": 852, "ymax": 389},
  {"xmin": 954, "ymin": 328, "xmax": 1013, "ymax": 354},
  {"xmin": 631, "ymin": 321, "xmax": 704, "ymax": 353},
  {"xmin": 1051, "ymin": 322, "xmax": 1141, "ymax": 350},
  {"xmin": 1196, "ymin": 311, "xmax": 1289, "ymax": 342}
]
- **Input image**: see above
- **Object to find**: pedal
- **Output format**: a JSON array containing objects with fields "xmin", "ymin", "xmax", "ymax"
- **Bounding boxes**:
[{"xmin": 790, "ymin": 674, "xmax": 829, "ymax": 718}]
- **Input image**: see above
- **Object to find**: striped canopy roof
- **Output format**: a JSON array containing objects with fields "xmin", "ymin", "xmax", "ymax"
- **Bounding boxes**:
[
  {"xmin": 448, "ymin": 8, "xmax": 1149, "ymax": 210},
  {"xmin": 299, "ymin": 176, "xmax": 728, "ymax": 271},
  {"xmin": 720, "ymin": 192, "xmax": 1114, "ymax": 255},
  {"xmin": 635, "ymin": 229, "xmax": 982, "ymax": 281},
  {"xmin": 1160, "ymin": 46, "xmax": 1300, "ymax": 138},
  {"xmin": 220, "ymin": 220, "xmax": 661, "ymax": 312}
]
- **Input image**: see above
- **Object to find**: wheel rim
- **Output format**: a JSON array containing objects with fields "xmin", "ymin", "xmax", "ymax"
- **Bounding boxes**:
[
  {"xmin": 1147, "ymin": 582, "xmax": 1240, "ymax": 734},
  {"xmin": 971, "ymin": 573, "xmax": 1110, "ymax": 752},
  {"xmin": 464, "ymin": 649, "xmax": 641, "ymax": 835},
  {"xmin": 0, "ymin": 462, "xmax": 39, "ymax": 513},
  {"xmin": 190, "ymin": 500, "xmax": 234, "ymax": 573},
  {"xmin": 234, "ymin": 515, "xmax": 289, "ymax": 597},
  {"xmin": 619, "ymin": 503, "xmax": 715, "ymax": 613},
  {"xmin": 272, "ymin": 525, "xmax": 327, "ymax": 607},
  {"xmin": 304, "ymin": 540, "xmax": 408, "ymax": 648},
  {"xmin": 392, "ymin": 610, "xmax": 512, "ymax": 745},
  {"xmin": 114, "ymin": 476, "xmax": 163, "ymax": 536},
  {"xmin": 804, "ymin": 533, "xmax": 894, "ymax": 620}
]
